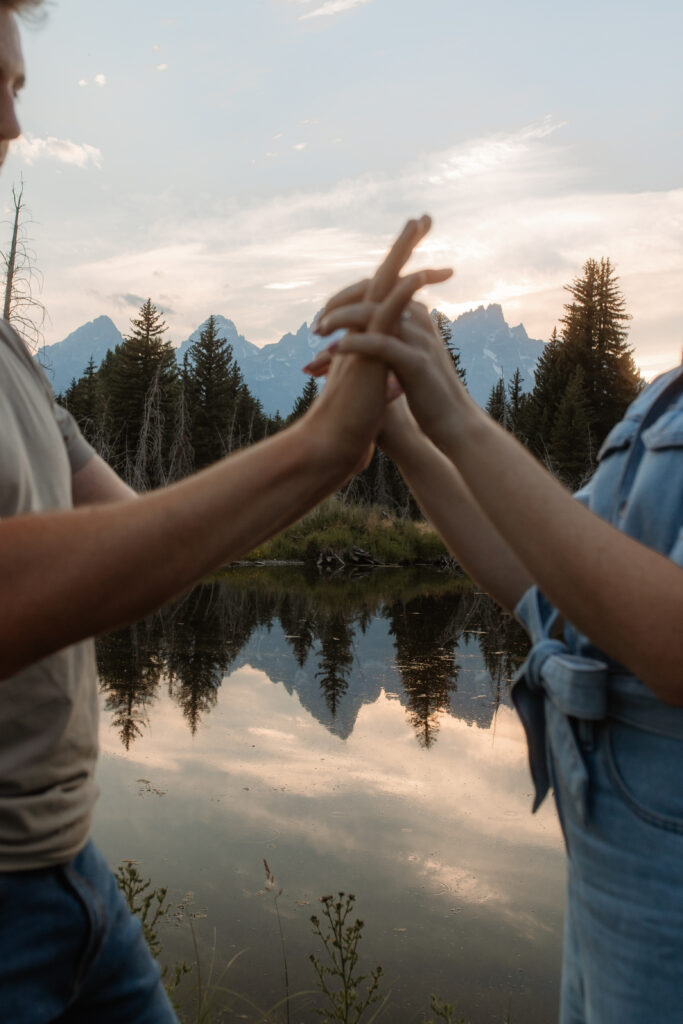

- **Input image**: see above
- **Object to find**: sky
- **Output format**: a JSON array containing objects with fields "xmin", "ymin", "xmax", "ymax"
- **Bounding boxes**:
[{"xmin": 4, "ymin": 0, "xmax": 683, "ymax": 376}]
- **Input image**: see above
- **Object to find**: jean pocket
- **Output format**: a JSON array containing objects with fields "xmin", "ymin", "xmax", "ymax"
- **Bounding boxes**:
[{"xmin": 605, "ymin": 720, "xmax": 683, "ymax": 834}]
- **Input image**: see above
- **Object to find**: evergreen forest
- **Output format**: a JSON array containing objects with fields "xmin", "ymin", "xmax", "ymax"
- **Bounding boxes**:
[{"xmin": 61, "ymin": 258, "xmax": 643, "ymax": 505}]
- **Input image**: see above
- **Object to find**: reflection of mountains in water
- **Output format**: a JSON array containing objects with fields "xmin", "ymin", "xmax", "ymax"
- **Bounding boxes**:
[
  {"xmin": 235, "ymin": 620, "xmax": 509, "ymax": 741},
  {"xmin": 96, "ymin": 569, "xmax": 529, "ymax": 750}
]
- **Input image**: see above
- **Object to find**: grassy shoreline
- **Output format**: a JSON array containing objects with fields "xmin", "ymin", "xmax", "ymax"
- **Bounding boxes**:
[{"xmin": 242, "ymin": 498, "xmax": 449, "ymax": 566}]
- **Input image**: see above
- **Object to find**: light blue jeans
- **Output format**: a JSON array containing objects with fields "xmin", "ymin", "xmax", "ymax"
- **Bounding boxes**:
[
  {"xmin": 550, "ymin": 718, "xmax": 683, "ymax": 1023},
  {"xmin": 0, "ymin": 840, "xmax": 179, "ymax": 1023}
]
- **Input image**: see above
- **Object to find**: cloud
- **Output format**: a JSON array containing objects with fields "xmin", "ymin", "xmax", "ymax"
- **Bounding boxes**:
[
  {"xmin": 111, "ymin": 292, "xmax": 147, "ymax": 310},
  {"xmin": 292, "ymin": 141, "xmax": 307, "ymax": 151},
  {"xmin": 78, "ymin": 79, "xmax": 87, "ymax": 87},
  {"xmin": 97, "ymin": 664, "xmax": 564, "ymax": 941},
  {"xmin": 110, "ymin": 292, "xmax": 175, "ymax": 315},
  {"xmin": 48, "ymin": 119, "xmax": 683, "ymax": 375},
  {"xmin": 299, "ymin": 0, "xmax": 374, "ymax": 19},
  {"xmin": 13, "ymin": 134, "xmax": 103, "ymax": 169},
  {"xmin": 265, "ymin": 281, "xmax": 312, "ymax": 290},
  {"xmin": 94, "ymin": 73, "xmax": 107, "ymax": 87},
  {"xmin": 155, "ymin": 63, "xmax": 169, "ymax": 72}
]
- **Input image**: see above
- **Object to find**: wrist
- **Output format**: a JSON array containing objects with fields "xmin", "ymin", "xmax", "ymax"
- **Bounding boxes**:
[
  {"xmin": 289, "ymin": 416, "xmax": 358, "ymax": 488},
  {"xmin": 431, "ymin": 389, "xmax": 488, "ymax": 456}
]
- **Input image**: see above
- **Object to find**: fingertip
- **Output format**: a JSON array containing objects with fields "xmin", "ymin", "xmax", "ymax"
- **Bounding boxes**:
[{"xmin": 402, "ymin": 218, "xmax": 418, "ymax": 239}]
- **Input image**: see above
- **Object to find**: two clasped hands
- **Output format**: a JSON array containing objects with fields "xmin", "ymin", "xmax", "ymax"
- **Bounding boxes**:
[{"xmin": 300, "ymin": 213, "xmax": 467, "ymax": 482}]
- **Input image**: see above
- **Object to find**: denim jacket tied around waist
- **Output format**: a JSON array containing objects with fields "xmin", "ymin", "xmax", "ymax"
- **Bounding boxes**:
[{"xmin": 512, "ymin": 364, "xmax": 683, "ymax": 823}]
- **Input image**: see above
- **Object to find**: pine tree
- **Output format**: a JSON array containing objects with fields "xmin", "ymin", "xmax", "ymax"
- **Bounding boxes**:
[
  {"xmin": 506, "ymin": 367, "xmax": 526, "ymax": 436},
  {"xmin": 63, "ymin": 356, "xmax": 102, "ymax": 444},
  {"xmin": 432, "ymin": 309, "xmax": 467, "ymax": 384},
  {"xmin": 550, "ymin": 366, "xmax": 593, "ymax": 487},
  {"xmin": 486, "ymin": 377, "xmax": 508, "ymax": 427},
  {"xmin": 521, "ymin": 327, "xmax": 567, "ymax": 462},
  {"xmin": 183, "ymin": 315, "xmax": 238, "ymax": 468},
  {"xmin": 107, "ymin": 299, "xmax": 179, "ymax": 486},
  {"xmin": 560, "ymin": 258, "xmax": 641, "ymax": 446},
  {"xmin": 288, "ymin": 375, "xmax": 319, "ymax": 423}
]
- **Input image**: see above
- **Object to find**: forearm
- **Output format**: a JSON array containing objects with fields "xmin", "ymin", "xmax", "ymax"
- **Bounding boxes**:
[
  {"xmin": 439, "ymin": 397, "xmax": 683, "ymax": 699},
  {"xmin": 385, "ymin": 429, "xmax": 533, "ymax": 611},
  {"xmin": 0, "ymin": 422, "xmax": 348, "ymax": 679}
]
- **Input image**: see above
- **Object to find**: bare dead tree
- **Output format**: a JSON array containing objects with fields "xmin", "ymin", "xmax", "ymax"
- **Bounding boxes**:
[
  {"xmin": 130, "ymin": 370, "xmax": 164, "ymax": 491},
  {"xmin": 1, "ymin": 180, "xmax": 46, "ymax": 353},
  {"xmin": 167, "ymin": 384, "xmax": 194, "ymax": 482}
]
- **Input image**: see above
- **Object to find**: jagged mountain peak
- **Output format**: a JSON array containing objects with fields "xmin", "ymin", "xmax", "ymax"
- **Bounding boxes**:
[{"xmin": 40, "ymin": 303, "xmax": 544, "ymax": 413}]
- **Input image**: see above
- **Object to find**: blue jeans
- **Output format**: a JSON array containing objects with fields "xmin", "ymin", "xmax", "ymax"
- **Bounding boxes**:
[
  {"xmin": 0, "ymin": 840, "xmax": 179, "ymax": 1023},
  {"xmin": 550, "ymin": 718, "xmax": 683, "ymax": 1023}
]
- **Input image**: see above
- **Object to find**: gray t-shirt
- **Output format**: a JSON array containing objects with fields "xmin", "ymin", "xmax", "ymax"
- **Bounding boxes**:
[{"xmin": 0, "ymin": 318, "xmax": 99, "ymax": 870}]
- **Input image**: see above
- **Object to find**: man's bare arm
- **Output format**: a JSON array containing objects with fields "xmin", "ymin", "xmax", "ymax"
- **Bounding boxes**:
[
  {"xmin": 0, "ymin": 384, "xmax": 375, "ymax": 680},
  {"xmin": 1, "ymin": 216, "xmax": 445, "ymax": 680}
]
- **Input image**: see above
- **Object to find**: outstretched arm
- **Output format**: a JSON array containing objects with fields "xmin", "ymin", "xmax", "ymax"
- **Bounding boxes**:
[
  {"xmin": 378, "ymin": 397, "xmax": 534, "ymax": 612},
  {"xmin": 308, "ymin": 288, "xmax": 683, "ymax": 702},
  {"xmin": 0, "ymin": 217, "xmax": 442, "ymax": 680}
]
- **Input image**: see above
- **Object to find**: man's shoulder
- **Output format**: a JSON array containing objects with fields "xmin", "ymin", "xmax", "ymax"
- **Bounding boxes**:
[{"xmin": 0, "ymin": 318, "xmax": 54, "ymax": 399}]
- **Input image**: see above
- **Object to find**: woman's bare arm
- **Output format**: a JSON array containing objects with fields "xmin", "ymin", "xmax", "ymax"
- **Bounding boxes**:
[{"xmin": 309, "ymin": 290, "xmax": 683, "ymax": 702}]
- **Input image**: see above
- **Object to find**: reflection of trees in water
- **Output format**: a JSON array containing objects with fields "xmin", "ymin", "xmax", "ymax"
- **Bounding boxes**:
[
  {"xmin": 315, "ymin": 614, "xmax": 354, "ymax": 718},
  {"xmin": 98, "ymin": 583, "xmax": 273, "ymax": 744},
  {"xmin": 97, "ymin": 618, "xmax": 165, "ymax": 749},
  {"xmin": 166, "ymin": 586, "xmax": 232, "ymax": 734},
  {"xmin": 96, "ymin": 569, "xmax": 529, "ymax": 749},
  {"xmin": 386, "ymin": 595, "xmax": 462, "ymax": 749},
  {"xmin": 460, "ymin": 592, "xmax": 529, "ymax": 696},
  {"xmin": 279, "ymin": 592, "xmax": 317, "ymax": 667}
]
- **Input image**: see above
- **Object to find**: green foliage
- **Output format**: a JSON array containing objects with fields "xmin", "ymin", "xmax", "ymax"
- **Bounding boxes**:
[
  {"xmin": 288, "ymin": 375, "xmax": 319, "ymax": 423},
  {"xmin": 309, "ymin": 893, "xmax": 385, "ymax": 1024},
  {"xmin": 550, "ymin": 365, "xmax": 593, "ymax": 484},
  {"xmin": 485, "ymin": 377, "xmax": 508, "ymax": 427},
  {"xmin": 106, "ymin": 299, "xmax": 180, "ymax": 486},
  {"xmin": 114, "ymin": 860, "xmax": 192, "ymax": 1003},
  {"xmin": 64, "ymin": 303, "xmax": 275, "ymax": 487},
  {"xmin": 114, "ymin": 855, "xmax": 518, "ymax": 1023},
  {"xmin": 506, "ymin": 368, "xmax": 526, "ymax": 436},
  {"xmin": 182, "ymin": 313, "xmax": 270, "ymax": 463},
  {"xmin": 246, "ymin": 499, "xmax": 447, "ymax": 564},
  {"xmin": 522, "ymin": 261, "xmax": 642, "ymax": 487},
  {"xmin": 183, "ymin": 315, "xmax": 240, "ymax": 467},
  {"xmin": 432, "ymin": 309, "xmax": 467, "ymax": 384},
  {"xmin": 63, "ymin": 356, "xmax": 103, "ymax": 445},
  {"xmin": 560, "ymin": 257, "xmax": 641, "ymax": 445},
  {"xmin": 423, "ymin": 994, "xmax": 470, "ymax": 1024}
]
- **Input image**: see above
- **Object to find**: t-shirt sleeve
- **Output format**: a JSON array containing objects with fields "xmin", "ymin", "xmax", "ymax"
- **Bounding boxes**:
[{"xmin": 52, "ymin": 403, "xmax": 95, "ymax": 474}]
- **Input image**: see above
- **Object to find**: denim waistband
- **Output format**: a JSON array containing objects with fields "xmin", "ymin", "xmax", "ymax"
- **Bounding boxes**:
[{"xmin": 511, "ymin": 636, "xmax": 683, "ymax": 824}]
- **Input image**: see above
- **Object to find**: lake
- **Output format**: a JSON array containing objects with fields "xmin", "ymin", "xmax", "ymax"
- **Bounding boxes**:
[{"xmin": 92, "ymin": 566, "xmax": 565, "ymax": 1023}]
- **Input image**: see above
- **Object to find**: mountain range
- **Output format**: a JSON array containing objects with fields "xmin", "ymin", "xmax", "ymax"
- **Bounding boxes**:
[{"xmin": 37, "ymin": 304, "xmax": 545, "ymax": 413}]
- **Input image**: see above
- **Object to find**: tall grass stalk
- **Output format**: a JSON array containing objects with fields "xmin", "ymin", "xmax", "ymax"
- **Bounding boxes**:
[{"xmin": 264, "ymin": 859, "xmax": 291, "ymax": 1024}]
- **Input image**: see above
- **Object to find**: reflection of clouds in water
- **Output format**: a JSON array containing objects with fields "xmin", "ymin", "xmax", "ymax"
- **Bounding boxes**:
[{"xmin": 98, "ymin": 666, "xmax": 562, "ymax": 924}]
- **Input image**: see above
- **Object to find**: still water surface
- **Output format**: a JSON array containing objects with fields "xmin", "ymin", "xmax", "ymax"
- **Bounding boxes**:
[{"xmin": 92, "ymin": 567, "xmax": 565, "ymax": 1023}]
